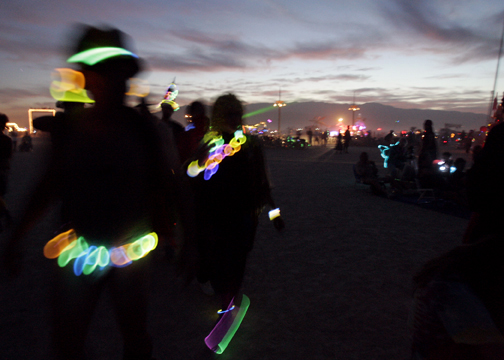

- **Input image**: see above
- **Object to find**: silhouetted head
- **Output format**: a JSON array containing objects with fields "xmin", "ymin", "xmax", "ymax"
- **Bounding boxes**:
[
  {"xmin": 188, "ymin": 101, "xmax": 205, "ymax": 118},
  {"xmin": 211, "ymin": 93, "xmax": 243, "ymax": 133},
  {"xmin": 67, "ymin": 25, "xmax": 142, "ymax": 104},
  {"xmin": 161, "ymin": 102, "xmax": 175, "ymax": 120},
  {"xmin": 359, "ymin": 151, "xmax": 369, "ymax": 163},
  {"xmin": 424, "ymin": 119, "xmax": 433, "ymax": 132},
  {"xmin": 187, "ymin": 101, "xmax": 208, "ymax": 129}
]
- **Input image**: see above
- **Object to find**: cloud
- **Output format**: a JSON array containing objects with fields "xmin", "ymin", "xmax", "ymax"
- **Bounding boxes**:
[
  {"xmin": 0, "ymin": 87, "xmax": 50, "ymax": 104},
  {"xmin": 379, "ymin": 0, "xmax": 504, "ymax": 63}
]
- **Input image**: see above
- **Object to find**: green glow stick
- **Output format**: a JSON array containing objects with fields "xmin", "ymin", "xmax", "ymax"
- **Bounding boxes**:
[
  {"xmin": 67, "ymin": 47, "xmax": 138, "ymax": 66},
  {"xmin": 215, "ymin": 295, "xmax": 250, "ymax": 354}
]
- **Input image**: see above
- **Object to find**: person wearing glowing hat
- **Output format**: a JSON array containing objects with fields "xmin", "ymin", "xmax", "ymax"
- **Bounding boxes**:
[{"xmin": 2, "ymin": 25, "xmax": 184, "ymax": 360}]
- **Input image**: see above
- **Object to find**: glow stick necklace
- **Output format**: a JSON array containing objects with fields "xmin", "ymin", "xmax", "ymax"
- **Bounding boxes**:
[
  {"xmin": 43, "ymin": 229, "xmax": 158, "ymax": 276},
  {"xmin": 187, "ymin": 130, "xmax": 247, "ymax": 180}
]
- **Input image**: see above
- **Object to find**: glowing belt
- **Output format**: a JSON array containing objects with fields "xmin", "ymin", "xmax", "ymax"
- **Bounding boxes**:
[
  {"xmin": 43, "ymin": 229, "xmax": 158, "ymax": 276},
  {"xmin": 187, "ymin": 130, "xmax": 247, "ymax": 180},
  {"xmin": 67, "ymin": 47, "xmax": 139, "ymax": 66},
  {"xmin": 205, "ymin": 295, "xmax": 250, "ymax": 354}
]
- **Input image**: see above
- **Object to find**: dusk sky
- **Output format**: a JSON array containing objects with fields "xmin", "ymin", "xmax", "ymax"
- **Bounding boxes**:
[{"xmin": 1, "ymin": 0, "xmax": 504, "ymax": 128}]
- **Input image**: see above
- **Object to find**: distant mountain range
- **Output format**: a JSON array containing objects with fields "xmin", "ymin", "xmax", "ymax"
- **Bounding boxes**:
[{"xmin": 171, "ymin": 101, "xmax": 489, "ymax": 135}]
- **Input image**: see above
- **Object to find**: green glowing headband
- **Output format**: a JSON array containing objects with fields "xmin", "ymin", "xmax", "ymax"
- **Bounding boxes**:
[{"xmin": 67, "ymin": 47, "xmax": 138, "ymax": 66}]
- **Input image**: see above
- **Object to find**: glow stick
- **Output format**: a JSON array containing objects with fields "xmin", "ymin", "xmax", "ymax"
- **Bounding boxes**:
[
  {"xmin": 268, "ymin": 208, "xmax": 281, "ymax": 220},
  {"xmin": 205, "ymin": 295, "xmax": 250, "ymax": 354},
  {"xmin": 67, "ymin": 47, "xmax": 138, "ymax": 66},
  {"xmin": 45, "ymin": 230, "xmax": 157, "ymax": 275},
  {"xmin": 186, "ymin": 130, "xmax": 247, "ymax": 180},
  {"xmin": 43, "ymin": 229, "xmax": 78, "ymax": 259},
  {"xmin": 125, "ymin": 78, "xmax": 150, "ymax": 98},
  {"xmin": 50, "ymin": 68, "xmax": 95, "ymax": 103}
]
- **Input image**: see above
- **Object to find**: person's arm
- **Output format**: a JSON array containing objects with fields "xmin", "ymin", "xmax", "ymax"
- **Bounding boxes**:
[{"xmin": 2, "ymin": 161, "xmax": 59, "ymax": 276}]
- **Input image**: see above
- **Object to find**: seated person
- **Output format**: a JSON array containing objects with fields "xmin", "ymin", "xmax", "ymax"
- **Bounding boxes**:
[{"xmin": 355, "ymin": 152, "xmax": 386, "ymax": 195}]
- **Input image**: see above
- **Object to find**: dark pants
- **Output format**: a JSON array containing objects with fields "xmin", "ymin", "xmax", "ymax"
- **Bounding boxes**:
[{"xmin": 50, "ymin": 256, "xmax": 153, "ymax": 360}]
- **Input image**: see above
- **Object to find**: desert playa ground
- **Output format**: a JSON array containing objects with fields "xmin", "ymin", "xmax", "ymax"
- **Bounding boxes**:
[{"xmin": 0, "ymin": 138, "xmax": 472, "ymax": 359}]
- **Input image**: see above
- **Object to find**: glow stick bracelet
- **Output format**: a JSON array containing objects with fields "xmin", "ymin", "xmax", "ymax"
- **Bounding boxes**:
[
  {"xmin": 205, "ymin": 295, "xmax": 250, "ymax": 354},
  {"xmin": 44, "ymin": 230, "xmax": 158, "ymax": 276},
  {"xmin": 217, "ymin": 305, "xmax": 235, "ymax": 315},
  {"xmin": 268, "ymin": 208, "xmax": 281, "ymax": 220}
]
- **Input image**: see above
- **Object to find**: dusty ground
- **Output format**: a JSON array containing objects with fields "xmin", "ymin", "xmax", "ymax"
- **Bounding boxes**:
[{"xmin": 0, "ymin": 138, "xmax": 471, "ymax": 359}]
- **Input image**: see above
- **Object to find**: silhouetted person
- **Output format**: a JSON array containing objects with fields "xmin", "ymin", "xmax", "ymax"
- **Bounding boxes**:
[
  {"xmin": 335, "ymin": 132, "xmax": 343, "ymax": 153},
  {"xmin": 10, "ymin": 129, "xmax": 17, "ymax": 152},
  {"xmin": 355, "ymin": 151, "xmax": 386, "ymax": 196},
  {"xmin": 465, "ymin": 122, "xmax": 504, "ymax": 244},
  {"xmin": 344, "ymin": 126, "xmax": 351, "ymax": 153},
  {"xmin": 178, "ymin": 100, "xmax": 209, "ymax": 164},
  {"xmin": 19, "ymin": 132, "xmax": 32, "ymax": 152},
  {"xmin": 0, "ymin": 114, "xmax": 13, "ymax": 197},
  {"xmin": 384, "ymin": 130, "xmax": 395, "ymax": 144},
  {"xmin": 2, "ymin": 25, "xmax": 192, "ymax": 360},
  {"xmin": 464, "ymin": 130, "xmax": 474, "ymax": 154},
  {"xmin": 420, "ymin": 119, "xmax": 438, "ymax": 165},
  {"xmin": 0, "ymin": 114, "xmax": 13, "ymax": 231},
  {"xmin": 307, "ymin": 128, "xmax": 313, "ymax": 145},
  {"xmin": 191, "ymin": 93, "xmax": 284, "ymax": 312},
  {"xmin": 321, "ymin": 130, "xmax": 328, "ymax": 146}
]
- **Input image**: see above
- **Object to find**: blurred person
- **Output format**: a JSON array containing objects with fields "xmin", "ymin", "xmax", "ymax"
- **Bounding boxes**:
[
  {"xmin": 384, "ymin": 130, "xmax": 395, "ymax": 144},
  {"xmin": 344, "ymin": 125, "xmax": 351, "ymax": 153},
  {"xmin": 307, "ymin": 127, "xmax": 313, "ymax": 145},
  {"xmin": 19, "ymin": 132, "xmax": 33, "ymax": 152},
  {"xmin": 420, "ymin": 120, "xmax": 438, "ymax": 165},
  {"xmin": 178, "ymin": 100, "xmax": 209, "ymax": 164},
  {"xmin": 355, "ymin": 151, "xmax": 386, "ymax": 196},
  {"xmin": 190, "ymin": 93, "xmax": 284, "ymax": 312},
  {"xmin": 335, "ymin": 131, "xmax": 343, "ymax": 153},
  {"xmin": 464, "ymin": 122, "xmax": 504, "ymax": 244},
  {"xmin": 0, "ymin": 113, "xmax": 13, "ymax": 231},
  {"xmin": 0, "ymin": 114, "xmax": 13, "ymax": 197},
  {"xmin": 10, "ymin": 128, "xmax": 18, "ymax": 152},
  {"xmin": 2, "ymin": 25, "xmax": 193, "ymax": 360}
]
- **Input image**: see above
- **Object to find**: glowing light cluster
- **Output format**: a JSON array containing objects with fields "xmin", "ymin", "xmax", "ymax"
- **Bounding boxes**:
[
  {"xmin": 187, "ymin": 130, "xmax": 247, "ymax": 180},
  {"xmin": 157, "ymin": 81, "xmax": 179, "ymax": 111},
  {"xmin": 205, "ymin": 295, "xmax": 250, "ymax": 354},
  {"xmin": 43, "ymin": 229, "xmax": 158, "ymax": 276},
  {"xmin": 50, "ymin": 68, "xmax": 95, "ymax": 103},
  {"xmin": 125, "ymin": 78, "xmax": 150, "ymax": 98},
  {"xmin": 268, "ymin": 208, "xmax": 281, "ymax": 220},
  {"xmin": 67, "ymin": 47, "xmax": 138, "ymax": 66}
]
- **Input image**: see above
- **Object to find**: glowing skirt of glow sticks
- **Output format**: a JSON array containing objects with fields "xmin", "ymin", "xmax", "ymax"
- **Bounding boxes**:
[{"xmin": 204, "ymin": 294, "xmax": 250, "ymax": 354}]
